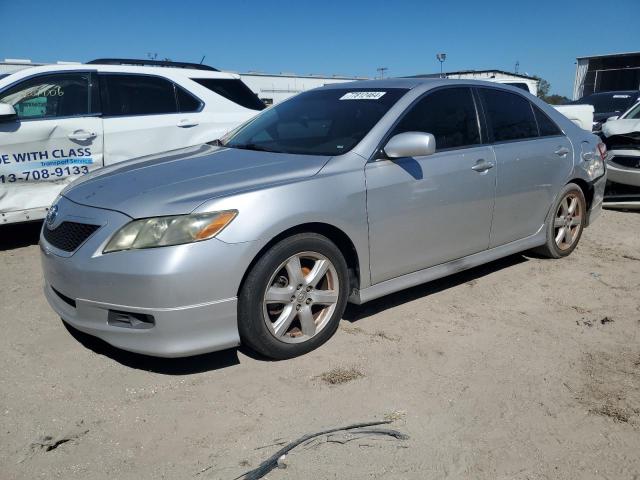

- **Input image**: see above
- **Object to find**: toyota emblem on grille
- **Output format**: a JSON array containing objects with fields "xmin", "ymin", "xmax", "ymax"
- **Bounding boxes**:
[{"xmin": 45, "ymin": 205, "xmax": 59, "ymax": 229}]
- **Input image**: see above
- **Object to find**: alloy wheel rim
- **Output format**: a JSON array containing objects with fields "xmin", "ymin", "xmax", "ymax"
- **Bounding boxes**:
[
  {"xmin": 553, "ymin": 193, "xmax": 582, "ymax": 251},
  {"xmin": 262, "ymin": 251, "xmax": 340, "ymax": 344}
]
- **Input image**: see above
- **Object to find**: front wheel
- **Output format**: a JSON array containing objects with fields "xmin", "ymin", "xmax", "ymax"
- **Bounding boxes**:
[
  {"xmin": 238, "ymin": 233, "xmax": 349, "ymax": 359},
  {"xmin": 534, "ymin": 183, "xmax": 587, "ymax": 258}
]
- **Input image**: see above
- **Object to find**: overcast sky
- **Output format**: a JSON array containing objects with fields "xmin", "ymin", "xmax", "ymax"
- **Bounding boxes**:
[{"xmin": 2, "ymin": 0, "xmax": 638, "ymax": 97}]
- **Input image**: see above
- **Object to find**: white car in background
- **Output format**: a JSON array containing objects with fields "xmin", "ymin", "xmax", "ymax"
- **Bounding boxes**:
[{"xmin": 0, "ymin": 59, "xmax": 264, "ymax": 225}]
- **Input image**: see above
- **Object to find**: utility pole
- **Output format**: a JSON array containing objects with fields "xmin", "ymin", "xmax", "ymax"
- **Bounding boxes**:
[
  {"xmin": 376, "ymin": 67, "xmax": 388, "ymax": 79},
  {"xmin": 436, "ymin": 53, "xmax": 447, "ymax": 77},
  {"xmin": 515, "ymin": 60, "xmax": 520, "ymax": 74}
]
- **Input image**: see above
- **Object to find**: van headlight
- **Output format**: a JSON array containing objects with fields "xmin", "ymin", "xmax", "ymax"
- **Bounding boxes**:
[{"xmin": 103, "ymin": 210, "xmax": 237, "ymax": 253}]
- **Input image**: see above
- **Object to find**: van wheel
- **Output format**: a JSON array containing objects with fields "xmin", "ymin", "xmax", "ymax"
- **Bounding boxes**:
[
  {"xmin": 534, "ymin": 183, "xmax": 586, "ymax": 258},
  {"xmin": 238, "ymin": 233, "xmax": 349, "ymax": 359}
]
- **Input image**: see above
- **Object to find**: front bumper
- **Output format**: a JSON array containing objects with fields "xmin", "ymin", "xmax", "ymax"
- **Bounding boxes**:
[
  {"xmin": 606, "ymin": 150, "xmax": 640, "ymax": 188},
  {"xmin": 40, "ymin": 196, "xmax": 262, "ymax": 357}
]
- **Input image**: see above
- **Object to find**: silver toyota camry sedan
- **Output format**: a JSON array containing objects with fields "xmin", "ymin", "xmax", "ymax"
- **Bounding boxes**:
[{"xmin": 40, "ymin": 79, "xmax": 607, "ymax": 359}]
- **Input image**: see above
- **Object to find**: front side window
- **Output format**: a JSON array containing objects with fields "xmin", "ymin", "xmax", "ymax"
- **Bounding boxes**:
[
  {"xmin": 101, "ymin": 74, "xmax": 177, "ymax": 116},
  {"xmin": 192, "ymin": 78, "xmax": 265, "ymax": 111},
  {"xmin": 0, "ymin": 73, "xmax": 91, "ymax": 119},
  {"xmin": 223, "ymin": 88, "xmax": 408, "ymax": 156},
  {"xmin": 480, "ymin": 88, "xmax": 538, "ymax": 142},
  {"xmin": 391, "ymin": 87, "xmax": 480, "ymax": 150}
]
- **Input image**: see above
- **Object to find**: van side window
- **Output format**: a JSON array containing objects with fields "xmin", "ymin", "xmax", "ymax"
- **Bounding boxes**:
[
  {"xmin": 391, "ymin": 87, "xmax": 480, "ymax": 150},
  {"xmin": 480, "ymin": 88, "xmax": 538, "ymax": 142},
  {"xmin": 0, "ymin": 73, "xmax": 90, "ymax": 119},
  {"xmin": 532, "ymin": 104, "xmax": 563, "ymax": 136},
  {"xmin": 101, "ymin": 75, "xmax": 177, "ymax": 116},
  {"xmin": 175, "ymin": 86, "xmax": 202, "ymax": 113}
]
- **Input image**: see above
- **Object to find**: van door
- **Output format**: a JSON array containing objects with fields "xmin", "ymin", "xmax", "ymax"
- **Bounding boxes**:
[
  {"xmin": 100, "ymin": 74, "xmax": 206, "ymax": 165},
  {"xmin": 0, "ymin": 72, "xmax": 103, "ymax": 223}
]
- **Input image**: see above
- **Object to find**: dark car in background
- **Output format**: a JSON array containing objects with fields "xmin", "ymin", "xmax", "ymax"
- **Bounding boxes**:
[{"xmin": 567, "ymin": 90, "xmax": 640, "ymax": 131}]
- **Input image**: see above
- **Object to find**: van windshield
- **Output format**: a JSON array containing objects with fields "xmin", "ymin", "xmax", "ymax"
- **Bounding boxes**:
[{"xmin": 223, "ymin": 88, "xmax": 408, "ymax": 156}]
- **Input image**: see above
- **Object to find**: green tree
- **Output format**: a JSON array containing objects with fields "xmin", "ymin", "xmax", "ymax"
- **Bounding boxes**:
[{"xmin": 532, "ymin": 76, "xmax": 568, "ymax": 104}]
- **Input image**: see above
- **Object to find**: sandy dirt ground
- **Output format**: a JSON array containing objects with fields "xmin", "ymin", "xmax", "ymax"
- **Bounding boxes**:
[{"xmin": 1, "ymin": 209, "xmax": 639, "ymax": 480}]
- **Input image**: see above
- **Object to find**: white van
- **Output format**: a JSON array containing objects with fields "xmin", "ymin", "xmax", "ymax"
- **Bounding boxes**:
[{"xmin": 0, "ymin": 59, "xmax": 264, "ymax": 224}]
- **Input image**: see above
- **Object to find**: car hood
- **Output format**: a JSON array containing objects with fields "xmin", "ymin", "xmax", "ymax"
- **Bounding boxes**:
[
  {"xmin": 63, "ymin": 144, "xmax": 331, "ymax": 218},
  {"xmin": 601, "ymin": 118, "xmax": 640, "ymax": 138}
]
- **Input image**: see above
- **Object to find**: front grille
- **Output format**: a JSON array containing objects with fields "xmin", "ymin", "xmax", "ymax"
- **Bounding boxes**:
[
  {"xmin": 611, "ymin": 156, "xmax": 640, "ymax": 170},
  {"xmin": 43, "ymin": 221, "xmax": 100, "ymax": 252}
]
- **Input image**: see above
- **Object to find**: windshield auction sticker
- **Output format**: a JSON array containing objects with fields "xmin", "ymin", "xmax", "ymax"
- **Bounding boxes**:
[{"xmin": 339, "ymin": 91, "xmax": 386, "ymax": 100}]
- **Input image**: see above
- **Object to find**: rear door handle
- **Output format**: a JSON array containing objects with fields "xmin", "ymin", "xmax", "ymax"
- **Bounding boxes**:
[
  {"xmin": 68, "ymin": 130, "xmax": 97, "ymax": 141},
  {"xmin": 177, "ymin": 119, "xmax": 199, "ymax": 128},
  {"xmin": 554, "ymin": 146, "xmax": 570, "ymax": 157},
  {"xmin": 471, "ymin": 160, "xmax": 495, "ymax": 172}
]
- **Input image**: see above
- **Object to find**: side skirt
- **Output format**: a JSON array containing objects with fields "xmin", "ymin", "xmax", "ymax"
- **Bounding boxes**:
[{"xmin": 349, "ymin": 227, "xmax": 546, "ymax": 305}]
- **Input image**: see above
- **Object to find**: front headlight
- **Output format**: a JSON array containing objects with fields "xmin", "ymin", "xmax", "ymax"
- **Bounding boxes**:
[{"xmin": 103, "ymin": 210, "xmax": 237, "ymax": 253}]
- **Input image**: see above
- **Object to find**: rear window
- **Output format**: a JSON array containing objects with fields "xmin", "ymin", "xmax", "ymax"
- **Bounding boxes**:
[
  {"xmin": 175, "ymin": 86, "xmax": 202, "ymax": 112},
  {"xmin": 533, "ymin": 105, "xmax": 562, "ymax": 137},
  {"xmin": 192, "ymin": 78, "xmax": 265, "ymax": 111},
  {"xmin": 480, "ymin": 88, "xmax": 538, "ymax": 142}
]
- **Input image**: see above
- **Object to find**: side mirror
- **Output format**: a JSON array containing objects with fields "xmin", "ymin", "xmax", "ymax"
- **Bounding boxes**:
[
  {"xmin": 0, "ymin": 103, "xmax": 17, "ymax": 123},
  {"xmin": 383, "ymin": 132, "xmax": 436, "ymax": 159},
  {"xmin": 606, "ymin": 115, "xmax": 619, "ymax": 122}
]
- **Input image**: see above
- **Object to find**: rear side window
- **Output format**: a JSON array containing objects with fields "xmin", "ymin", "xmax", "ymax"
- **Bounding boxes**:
[
  {"xmin": 101, "ymin": 74, "xmax": 177, "ymax": 116},
  {"xmin": 533, "ymin": 105, "xmax": 562, "ymax": 136},
  {"xmin": 480, "ymin": 88, "xmax": 538, "ymax": 142},
  {"xmin": 192, "ymin": 78, "xmax": 265, "ymax": 111},
  {"xmin": 391, "ymin": 87, "xmax": 480, "ymax": 150},
  {"xmin": 175, "ymin": 86, "xmax": 202, "ymax": 112},
  {"xmin": 0, "ymin": 73, "xmax": 92, "ymax": 119}
]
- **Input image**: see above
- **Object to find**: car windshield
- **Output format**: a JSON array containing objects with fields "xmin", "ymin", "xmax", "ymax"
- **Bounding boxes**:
[
  {"xmin": 574, "ymin": 92, "xmax": 639, "ymax": 114},
  {"xmin": 223, "ymin": 88, "xmax": 408, "ymax": 156},
  {"xmin": 622, "ymin": 102, "xmax": 640, "ymax": 119}
]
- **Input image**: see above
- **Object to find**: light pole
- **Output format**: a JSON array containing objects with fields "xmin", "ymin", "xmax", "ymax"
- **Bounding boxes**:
[
  {"xmin": 376, "ymin": 67, "xmax": 388, "ymax": 79},
  {"xmin": 436, "ymin": 53, "xmax": 447, "ymax": 78}
]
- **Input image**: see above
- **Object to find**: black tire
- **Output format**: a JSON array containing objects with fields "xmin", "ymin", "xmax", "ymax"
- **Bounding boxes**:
[
  {"xmin": 533, "ymin": 183, "xmax": 587, "ymax": 259},
  {"xmin": 238, "ymin": 233, "xmax": 349, "ymax": 359}
]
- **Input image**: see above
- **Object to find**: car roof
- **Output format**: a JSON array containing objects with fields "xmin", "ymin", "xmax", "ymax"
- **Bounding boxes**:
[
  {"xmin": 317, "ymin": 77, "xmax": 530, "ymax": 92},
  {"xmin": 0, "ymin": 64, "xmax": 240, "ymax": 84}
]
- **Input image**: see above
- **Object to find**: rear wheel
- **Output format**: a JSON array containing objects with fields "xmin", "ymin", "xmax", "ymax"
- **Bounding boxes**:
[
  {"xmin": 534, "ymin": 183, "xmax": 586, "ymax": 258},
  {"xmin": 238, "ymin": 233, "xmax": 349, "ymax": 359}
]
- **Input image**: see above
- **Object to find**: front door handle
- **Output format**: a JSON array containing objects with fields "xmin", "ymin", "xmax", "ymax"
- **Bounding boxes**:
[
  {"xmin": 68, "ymin": 130, "xmax": 97, "ymax": 141},
  {"xmin": 177, "ymin": 119, "xmax": 199, "ymax": 128},
  {"xmin": 554, "ymin": 146, "xmax": 570, "ymax": 157},
  {"xmin": 471, "ymin": 160, "xmax": 495, "ymax": 172}
]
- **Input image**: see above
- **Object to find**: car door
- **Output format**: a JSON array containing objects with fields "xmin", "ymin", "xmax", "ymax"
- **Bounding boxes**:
[
  {"xmin": 100, "ymin": 73, "xmax": 205, "ymax": 165},
  {"xmin": 366, "ymin": 87, "xmax": 497, "ymax": 284},
  {"xmin": 0, "ymin": 71, "xmax": 103, "ymax": 218},
  {"xmin": 478, "ymin": 88, "xmax": 573, "ymax": 247}
]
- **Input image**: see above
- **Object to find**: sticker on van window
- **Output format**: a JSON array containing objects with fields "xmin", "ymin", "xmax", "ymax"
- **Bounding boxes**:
[{"xmin": 340, "ymin": 91, "xmax": 386, "ymax": 100}]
